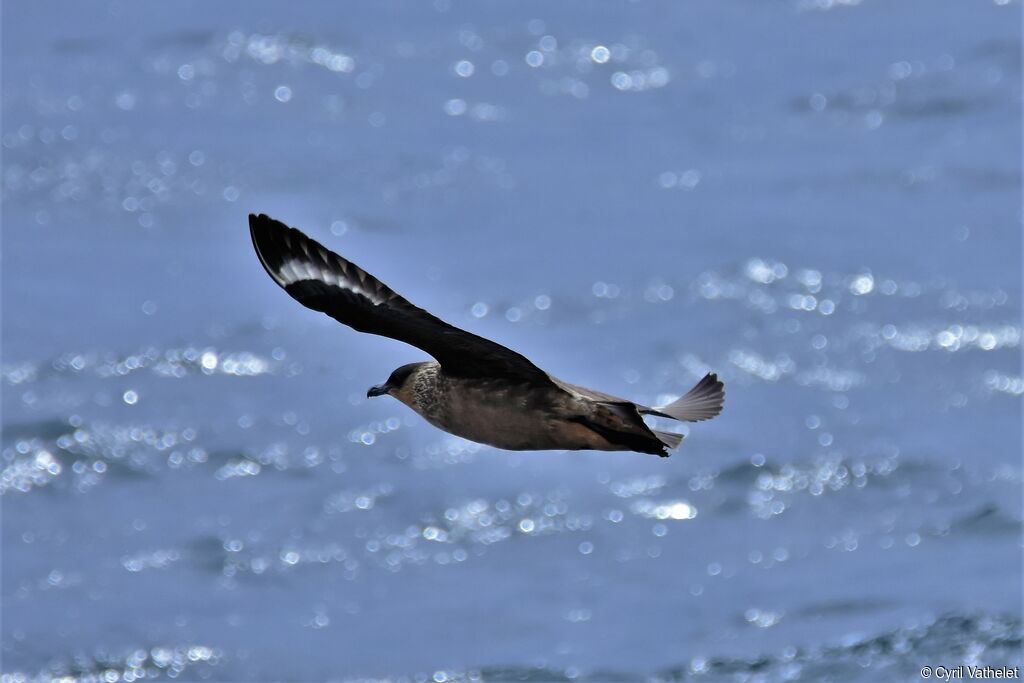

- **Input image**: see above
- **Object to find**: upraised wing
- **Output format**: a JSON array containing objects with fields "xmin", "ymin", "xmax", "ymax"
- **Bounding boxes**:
[{"xmin": 249, "ymin": 213, "xmax": 554, "ymax": 385}]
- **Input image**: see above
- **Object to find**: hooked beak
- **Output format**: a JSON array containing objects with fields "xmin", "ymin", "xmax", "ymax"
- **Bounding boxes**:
[{"xmin": 366, "ymin": 384, "xmax": 389, "ymax": 398}]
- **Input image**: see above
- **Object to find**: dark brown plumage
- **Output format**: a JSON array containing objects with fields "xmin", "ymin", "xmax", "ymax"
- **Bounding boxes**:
[{"xmin": 249, "ymin": 213, "xmax": 724, "ymax": 457}]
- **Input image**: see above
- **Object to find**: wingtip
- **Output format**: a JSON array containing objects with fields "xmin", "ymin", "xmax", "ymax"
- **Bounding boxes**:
[
  {"xmin": 248, "ymin": 213, "xmax": 265, "ymax": 252},
  {"xmin": 249, "ymin": 212, "xmax": 272, "ymax": 231},
  {"xmin": 248, "ymin": 213, "xmax": 264, "ymax": 238},
  {"xmin": 248, "ymin": 213, "xmax": 289, "ymax": 288},
  {"xmin": 249, "ymin": 213, "xmax": 287, "ymax": 252}
]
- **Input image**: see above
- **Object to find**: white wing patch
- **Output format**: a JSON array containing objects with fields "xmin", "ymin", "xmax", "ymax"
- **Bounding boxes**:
[{"xmin": 277, "ymin": 258, "xmax": 388, "ymax": 305}]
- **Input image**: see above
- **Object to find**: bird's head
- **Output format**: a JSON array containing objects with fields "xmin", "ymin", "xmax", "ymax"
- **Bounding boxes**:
[{"xmin": 367, "ymin": 362, "xmax": 425, "ymax": 401}]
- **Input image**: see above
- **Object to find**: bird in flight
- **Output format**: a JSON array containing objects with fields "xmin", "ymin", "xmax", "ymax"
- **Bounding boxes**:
[{"xmin": 249, "ymin": 214, "xmax": 724, "ymax": 457}]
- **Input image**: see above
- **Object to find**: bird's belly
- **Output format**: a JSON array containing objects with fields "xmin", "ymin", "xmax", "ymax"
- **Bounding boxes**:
[
  {"xmin": 427, "ymin": 402, "xmax": 551, "ymax": 450},
  {"xmin": 418, "ymin": 386, "xmax": 611, "ymax": 452}
]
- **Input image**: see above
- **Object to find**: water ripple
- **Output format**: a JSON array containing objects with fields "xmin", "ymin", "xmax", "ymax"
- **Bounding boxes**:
[
  {"xmin": 2, "ymin": 346, "xmax": 283, "ymax": 386},
  {"xmin": 327, "ymin": 613, "xmax": 1021, "ymax": 682},
  {"xmin": 0, "ymin": 644, "xmax": 222, "ymax": 683}
]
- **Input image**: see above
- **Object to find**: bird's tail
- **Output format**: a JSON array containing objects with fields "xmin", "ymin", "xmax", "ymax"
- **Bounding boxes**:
[
  {"xmin": 651, "ymin": 373, "xmax": 725, "ymax": 423},
  {"xmin": 652, "ymin": 429, "xmax": 684, "ymax": 450}
]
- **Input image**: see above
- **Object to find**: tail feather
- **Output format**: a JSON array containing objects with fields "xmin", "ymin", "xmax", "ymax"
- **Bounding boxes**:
[
  {"xmin": 650, "ymin": 373, "xmax": 725, "ymax": 423},
  {"xmin": 653, "ymin": 429, "xmax": 685, "ymax": 450}
]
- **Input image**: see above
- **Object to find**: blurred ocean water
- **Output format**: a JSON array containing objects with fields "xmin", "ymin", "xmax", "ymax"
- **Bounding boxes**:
[{"xmin": 1, "ymin": 1, "xmax": 1021, "ymax": 681}]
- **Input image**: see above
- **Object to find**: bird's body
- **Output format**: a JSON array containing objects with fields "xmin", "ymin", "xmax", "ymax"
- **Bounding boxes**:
[
  {"xmin": 249, "ymin": 213, "xmax": 724, "ymax": 457},
  {"xmin": 393, "ymin": 361, "xmax": 656, "ymax": 453}
]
